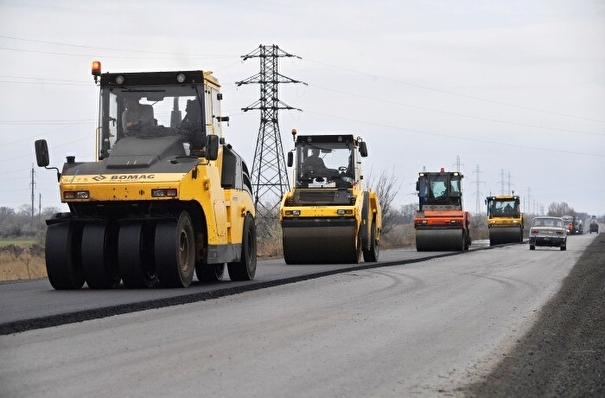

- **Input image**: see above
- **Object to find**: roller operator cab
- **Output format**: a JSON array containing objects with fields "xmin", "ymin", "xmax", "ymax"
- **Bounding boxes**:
[
  {"xmin": 34, "ymin": 61, "xmax": 257, "ymax": 289},
  {"xmin": 414, "ymin": 169, "xmax": 471, "ymax": 251},
  {"xmin": 485, "ymin": 194, "xmax": 524, "ymax": 246},
  {"xmin": 279, "ymin": 131, "xmax": 382, "ymax": 264}
]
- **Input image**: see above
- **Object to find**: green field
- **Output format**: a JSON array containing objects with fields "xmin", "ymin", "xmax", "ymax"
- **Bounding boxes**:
[{"xmin": 0, "ymin": 238, "xmax": 38, "ymax": 247}]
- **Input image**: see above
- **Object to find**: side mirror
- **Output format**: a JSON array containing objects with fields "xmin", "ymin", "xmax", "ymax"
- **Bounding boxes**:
[
  {"xmin": 35, "ymin": 139, "xmax": 50, "ymax": 167},
  {"xmin": 205, "ymin": 134, "xmax": 219, "ymax": 161},
  {"xmin": 358, "ymin": 141, "xmax": 368, "ymax": 157},
  {"xmin": 287, "ymin": 151, "xmax": 293, "ymax": 167}
]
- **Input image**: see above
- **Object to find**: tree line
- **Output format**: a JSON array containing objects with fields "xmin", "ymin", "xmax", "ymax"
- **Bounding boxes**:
[{"xmin": 0, "ymin": 205, "xmax": 58, "ymax": 239}]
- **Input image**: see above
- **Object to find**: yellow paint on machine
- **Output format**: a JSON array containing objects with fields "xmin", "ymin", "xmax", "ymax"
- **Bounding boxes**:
[{"xmin": 60, "ymin": 172, "xmax": 188, "ymax": 201}]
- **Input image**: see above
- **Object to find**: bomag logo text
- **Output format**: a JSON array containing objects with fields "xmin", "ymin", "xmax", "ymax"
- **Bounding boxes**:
[{"xmin": 111, "ymin": 174, "xmax": 155, "ymax": 180}]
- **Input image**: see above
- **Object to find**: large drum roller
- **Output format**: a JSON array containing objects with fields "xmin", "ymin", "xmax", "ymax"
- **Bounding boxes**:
[
  {"xmin": 486, "ymin": 195, "xmax": 524, "ymax": 246},
  {"xmin": 279, "ymin": 132, "xmax": 382, "ymax": 265},
  {"xmin": 414, "ymin": 170, "xmax": 471, "ymax": 252}
]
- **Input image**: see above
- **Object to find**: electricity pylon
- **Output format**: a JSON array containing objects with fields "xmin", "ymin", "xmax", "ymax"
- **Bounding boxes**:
[{"xmin": 237, "ymin": 44, "xmax": 306, "ymax": 234}]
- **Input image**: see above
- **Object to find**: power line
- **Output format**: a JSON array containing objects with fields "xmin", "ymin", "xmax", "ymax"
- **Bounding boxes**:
[
  {"xmin": 3, "ymin": 35, "xmax": 602, "ymax": 124},
  {"xmin": 305, "ymin": 109, "xmax": 605, "ymax": 158},
  {"xmin": 310, "ymin": 84, "xmax": 605, "ymax": 137},
  {"xmin": 0, "ymin": 35, "xmax": 235, "ymax": 58},
  {"xmin": 306, "ymin": 58, "xmax": 605, "ymax": 124}
]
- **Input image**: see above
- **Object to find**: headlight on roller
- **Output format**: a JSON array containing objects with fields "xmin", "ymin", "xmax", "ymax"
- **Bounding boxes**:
[
  {"xmin": 152, "ymin": 189, "xmax": 177, "ymax": 197},
  {"xmin": 64, "ymin": 190, "xmax": 89, "ymax": 200}
]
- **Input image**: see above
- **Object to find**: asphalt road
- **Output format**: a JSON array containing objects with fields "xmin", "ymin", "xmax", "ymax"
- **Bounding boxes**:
[
  {"xmin": 0, "ymin": 244, "xmax": 488, "ymax": 333},
  {"xmin": 0, "ymin": 233, "xmax": 599, "ymax": 397}
]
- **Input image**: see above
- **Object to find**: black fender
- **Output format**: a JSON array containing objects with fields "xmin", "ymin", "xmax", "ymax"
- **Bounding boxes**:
[{"xmin": 360, "ymin": 191, "xmax": 370, "ymax": 250}]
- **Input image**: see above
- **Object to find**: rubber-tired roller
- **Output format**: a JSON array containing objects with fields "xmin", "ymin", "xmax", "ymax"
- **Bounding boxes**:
[{"xmin": 35, "ymin": 63, "xmax": 257, "ymax": 290}]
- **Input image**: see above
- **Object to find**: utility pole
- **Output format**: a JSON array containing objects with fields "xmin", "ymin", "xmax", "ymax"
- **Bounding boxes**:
[
  {"xmin": 452, "ymin": 155, "xmax": 463, "ymax": 173},
  {"xmin": 29, "ymin": 165, "xmax": 35, "ymax": 224},
  {"xmin": 471, "ymin": 164, "xmax": 486, "ymax": 214},
  {"xmin": 499, "ymin": 169, "xmax": 506, "ymax": 195},
  {"xmin": 237, "ymin": 45, "xmax": 307, "ymax": 234}
]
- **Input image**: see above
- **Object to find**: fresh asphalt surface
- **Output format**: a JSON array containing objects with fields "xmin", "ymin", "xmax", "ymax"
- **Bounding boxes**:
[
  {"xmin": 0, "ymin": 243, "xmax": 489, "ymax": 334},
  {"xmin": 1, "ymin": 232, "xmax": 603, "ymax": 397}
]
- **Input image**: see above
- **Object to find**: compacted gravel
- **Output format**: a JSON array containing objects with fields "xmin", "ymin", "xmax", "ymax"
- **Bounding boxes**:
[{"xmin": 464, "ymin": 234, "xmax": 605, "ymax": 397}]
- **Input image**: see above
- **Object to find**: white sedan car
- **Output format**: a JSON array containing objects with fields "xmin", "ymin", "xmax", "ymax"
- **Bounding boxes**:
[{"xmin": 529, "ymin": 217, "xmax": 567, "ymax": 251}]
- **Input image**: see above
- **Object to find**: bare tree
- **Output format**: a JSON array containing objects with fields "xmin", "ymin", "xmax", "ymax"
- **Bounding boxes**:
[
  {"xmin": 399, "ymin": 203, "xmax": 416, "ymax": 224},
  {"xmin": 547, "ymin": 202, "xmax": 575, "ymax": 217},
  {"xmin": 367, "ymin": 167, "xmax": 402, "ymax": 235}
]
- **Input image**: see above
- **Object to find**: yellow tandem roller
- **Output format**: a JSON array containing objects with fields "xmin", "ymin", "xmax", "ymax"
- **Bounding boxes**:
[
  {"xmin": 486, "ymin": 195, "xmax": 524, "ymax": 246},
  {"xmin": 279, "ymin": 132, "xmax": 382, "ymax": 265}
]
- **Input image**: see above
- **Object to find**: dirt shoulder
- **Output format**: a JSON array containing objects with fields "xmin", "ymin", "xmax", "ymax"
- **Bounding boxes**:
[{"xmin": 464, "ymin": 234, "xmax": 605, "ymax": 397}]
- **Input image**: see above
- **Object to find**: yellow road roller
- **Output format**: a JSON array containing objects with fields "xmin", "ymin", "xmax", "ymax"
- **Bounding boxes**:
[
  {"xmin": 486, "ymin": 194, "xmax": 524, "ymax": 246},
  {"xmin": 279, "ymin": 131, "xmax": 381, "ymax": 264}
]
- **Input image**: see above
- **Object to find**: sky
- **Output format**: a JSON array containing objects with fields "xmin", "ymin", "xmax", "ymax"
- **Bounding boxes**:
[{"xmin": 1, "ymin": 0, "xmax": 604, "ymax": 217}]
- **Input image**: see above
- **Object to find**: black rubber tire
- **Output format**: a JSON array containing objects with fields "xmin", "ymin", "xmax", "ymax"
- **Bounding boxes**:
[
  {"xmin": 81, "ymin": 223, "xmax": 121, "ymax": 289},
  {"xmin": 362, "ymin": 221, "xmax": 379, "ymax": 262},
  {"xmin": 228, "ymin": 214, "xmax": 257, "ymax": 281},
  {"xmin": 45, "ymin": 222, "xmax": 85, "ymax": 290},
  {"xmin": 118, "ymin": 222, "xmax": 158, "ymax": 288},
  {"xmin": 197, "ymin": 263, "xmax": 225, "ymax": 283},
  {"xmin": 530, "ymin": 244, "xmax": 535, "ymax": 250},
  {"xmin": 155, "ymin": 212, "xmax": 196, "ymax": 288}
]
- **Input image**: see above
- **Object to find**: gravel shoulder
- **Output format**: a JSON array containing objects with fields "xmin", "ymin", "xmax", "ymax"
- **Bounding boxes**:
[{"xmin": 463, "ymin": 234, "xmax": 605, "ymax": 397}]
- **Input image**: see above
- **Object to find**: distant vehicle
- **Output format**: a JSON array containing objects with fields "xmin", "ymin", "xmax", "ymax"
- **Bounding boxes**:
[
  {"xmin": 589, "ymin": 217, "xmax": 599, "ymax": 234},
  {"xmin": 575, "ymin": 219, "xmax": 584, "ymax": 234},
  {"xmin": 529, "ymin": 217, "xmax": 567, "ymax": 251},
  {"xmin": 561, "ymin": 215, "xmax": 577, "ymax": 235}
]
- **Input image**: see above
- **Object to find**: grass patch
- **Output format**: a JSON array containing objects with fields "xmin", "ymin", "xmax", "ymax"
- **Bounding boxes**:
[{"xmin": 0, "ymin": 238, "xmax": 38, "ymax": 247}]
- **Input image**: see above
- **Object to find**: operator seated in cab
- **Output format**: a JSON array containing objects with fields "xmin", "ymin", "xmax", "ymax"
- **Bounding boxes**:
[
  {"xmin": 178, "ymin": 99, "xmax": 206, "ymax": 153},
  {"xmin": 300, "ymin": 146, "xmax": 354, "ymax": 187},
  {"xmin": 302, "ymin": 148, "xmax": 328, "ymax": 175},
  {"xmin": 122, "ymin": 94, "xmax": 155, "ymax": 136}
]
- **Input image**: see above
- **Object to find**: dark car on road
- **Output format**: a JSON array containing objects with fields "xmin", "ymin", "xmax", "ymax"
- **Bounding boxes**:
[
  {"xmin": 590, "ymin": 219, "xmax": 599, "ymax": 234},
  {"xmin": 529, "ymin": 217, "xmax": 567, "ymax": 251}
]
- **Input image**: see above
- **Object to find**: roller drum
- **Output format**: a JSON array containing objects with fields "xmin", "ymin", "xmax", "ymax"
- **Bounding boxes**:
[
  {"xmin": 282, "ymin": 218, "xmax": 358, "ymax": 264},
  {"xmin": 489, "ymin": 226, "xmax": 522, "ymax": 246},
  {"xmin": 415, "ymin": 228, "xmax": 465, "ymax": 251}
]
